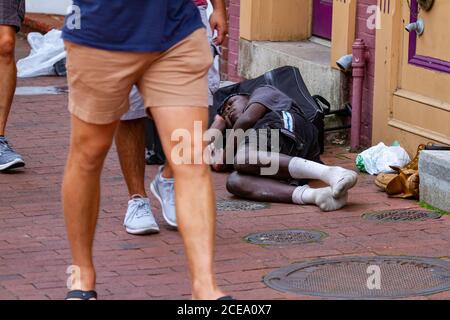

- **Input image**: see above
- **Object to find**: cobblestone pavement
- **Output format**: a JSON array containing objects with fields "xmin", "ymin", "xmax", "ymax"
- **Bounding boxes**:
[{"xmin": 0, "ymin": 37, "xmax": 449, "ymax": 300}]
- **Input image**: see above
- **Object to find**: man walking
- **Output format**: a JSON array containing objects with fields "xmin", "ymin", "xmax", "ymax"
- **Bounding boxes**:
[
  {"xmin": 116, "ymin": 0, "xmax": 228, "ymax": 234},
  {"xmin": 62, "ymin": 0, "xmax": 228, "ymax": 300},
  {"xmin": 0, "ymin": 0, "xmax": 26, "ymax": 171}
]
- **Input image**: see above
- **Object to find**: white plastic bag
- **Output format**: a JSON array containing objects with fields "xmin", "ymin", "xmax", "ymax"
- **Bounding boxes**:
[
  {"xmin": 356, "ymin": 142, "xmax": 411, "ymax": 175},
  {"xmin": 17, "ymin": 29, "xmax": 66, "ymax": 78}
]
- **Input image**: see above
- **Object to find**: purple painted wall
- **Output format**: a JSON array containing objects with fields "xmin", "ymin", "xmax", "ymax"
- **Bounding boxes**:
[{"xmin": 312, "ymin": 0, "xmax": 333, "ymax": 40}]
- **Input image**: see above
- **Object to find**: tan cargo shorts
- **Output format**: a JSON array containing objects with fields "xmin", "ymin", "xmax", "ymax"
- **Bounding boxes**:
[{"xmin": 65, "ymin": 28, "xmax": 212, "ymax": 125}]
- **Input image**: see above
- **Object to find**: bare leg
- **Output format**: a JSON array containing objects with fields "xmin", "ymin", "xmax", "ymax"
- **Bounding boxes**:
[
  {"xmin": 234, "ymin": 146, "xmax": 357, "ymax": 197},
  {"xmin": 233, "ymin": 146, "xmax": 292, "ymax": 180},
  {"xmin": 0, "ymin": 26, "xmax": 17, "ymax": 136},
  {"xmin": 227, "ymin": 170, "xmax": 348, "ymax": 211},
  {"xmin": 150, "ymin": 106, "xmax": 224, "ymax": 300},
  {"xmin": 226, "ymin": 171, "xmax": 295, "ymax": 203},
  {"xmin": 115, "ymin": 118, "xmax": 147, "ymax": 197},
  {"xmin": 162, "ymin": 162, "xmax": 173, "ymax": 179},
  {"xmin": 231, "ymin": 147, "xmax": 351, "ymax": 211},
  {"xmin": 63, "ymin": 115, "xmax": 118, "ymax": 292}
]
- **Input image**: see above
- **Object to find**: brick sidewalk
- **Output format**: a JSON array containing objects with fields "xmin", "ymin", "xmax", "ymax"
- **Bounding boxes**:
[{"xmin": 0, "ymin": 38, "xmax": 449, "ymax": 300}]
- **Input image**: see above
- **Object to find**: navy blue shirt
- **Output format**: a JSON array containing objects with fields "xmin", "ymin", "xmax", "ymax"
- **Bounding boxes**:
[{"xmin": 62, "ymin": 0, "xmax": 204, "ymax": 52}]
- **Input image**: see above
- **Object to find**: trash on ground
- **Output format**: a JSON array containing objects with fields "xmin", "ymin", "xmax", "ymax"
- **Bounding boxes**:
[
  {"xmin": 356, "ymin": 142, "xmax": 411, "ymax": 175},
  {"xmin": 17, "ymin": 29, "xmax": 66, "ymax": 78}
]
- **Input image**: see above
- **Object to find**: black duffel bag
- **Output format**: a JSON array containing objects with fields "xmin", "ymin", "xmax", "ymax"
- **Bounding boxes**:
[{"xmin": 211, "ymin": 66, "xmax": 330, "ymax": 154}]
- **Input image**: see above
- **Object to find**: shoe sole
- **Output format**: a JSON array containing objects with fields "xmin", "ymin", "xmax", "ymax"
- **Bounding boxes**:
[
  {"xmin": 0, "ymin": 159, "xmax": 25, "ymax": 171},
  {"xmin": 150, "ymin": 181, "xmax": 178, "ymax": 229},
  {"xmin": 125, "ymin": 226, "xmax": 160, "ymax": 235}
]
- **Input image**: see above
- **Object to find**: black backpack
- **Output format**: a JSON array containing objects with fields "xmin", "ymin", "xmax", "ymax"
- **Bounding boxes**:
[{"xmin": 211, "ymin": 66, "xmax": 330, "ymax": 154}]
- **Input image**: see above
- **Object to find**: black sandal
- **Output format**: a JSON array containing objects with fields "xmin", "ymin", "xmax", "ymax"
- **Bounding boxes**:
[
  {"xmin": 66, "ymin": 290, "xmax": 98, "ymax": 300},
  {"xmin": 217, "ymin": 296, "xmax": 235, "ymax": 300}
]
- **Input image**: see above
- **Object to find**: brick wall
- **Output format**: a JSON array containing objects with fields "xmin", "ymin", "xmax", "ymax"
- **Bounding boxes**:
[{"xmin": 220, "ymin": 0, "xmax": 242, "ymax": 82}]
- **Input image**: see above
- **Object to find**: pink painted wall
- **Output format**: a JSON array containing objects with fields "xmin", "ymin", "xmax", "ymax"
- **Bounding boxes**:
[{"xmin": 354, "ymin": 0, "xmax": 377, "ymax": 146}]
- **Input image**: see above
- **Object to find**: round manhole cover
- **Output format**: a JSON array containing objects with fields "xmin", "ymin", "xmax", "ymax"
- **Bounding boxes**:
[
  {"xmin": 216, "ymin": 199, "xmax": 269, "ymax": 211},
  {"xmin": 245, "ymin": 229, "xmax": 327, "ymax": 245},
  {"xmin": 362, "ymin": 209, "xmax": 441, "ymax": 222},
  {"xmin": 264, "ymin": 256, "xmax": 450, "ymax": 299}
]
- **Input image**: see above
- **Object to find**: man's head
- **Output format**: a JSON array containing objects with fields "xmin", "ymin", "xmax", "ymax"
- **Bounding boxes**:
[{"xmin": 221, "ymin": 94, "xmax": 250, "ymax": 126}]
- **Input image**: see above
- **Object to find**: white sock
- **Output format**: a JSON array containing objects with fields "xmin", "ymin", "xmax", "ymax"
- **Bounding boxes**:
[
  {"xmin": 288, "ymin": 158, "xmax": 358, "ymax": 198},
  {"xmin": 292, "ymin": 185, "xmax": 348, "ymax": 212},
  {"xmin": 292, "ymin": 185, "xmax": 310, "ymax": 205}
]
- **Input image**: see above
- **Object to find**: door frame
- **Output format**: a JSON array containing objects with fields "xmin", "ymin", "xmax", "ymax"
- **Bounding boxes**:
[
  {"xmin": 408, "ymin": 0, "xmax": 450, "ymax": 73},
  {"xmin": 372, "ymin": 0, "xmax": 450, "ymax": 154}
]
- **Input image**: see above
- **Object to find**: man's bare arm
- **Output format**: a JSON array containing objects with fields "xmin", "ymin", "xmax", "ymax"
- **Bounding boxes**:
[
  {"xmin": 216, "ymin": 103, "xmax": 268, "ymax": 169},
  {"xmin": 232, "ymin": 103, "xmax": 268, "ymax": 131},
  {"xmin": 209, "ymin": 0, "xmax": 228, "ymax": 45}
]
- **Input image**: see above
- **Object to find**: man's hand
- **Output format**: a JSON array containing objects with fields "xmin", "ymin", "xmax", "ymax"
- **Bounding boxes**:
[
  {"xmin": 209, "ymin": 0, "xmax": 228, "ymax": 45},
  {"xmin": 206, "ymin": 143, "xmax": 227, "ymax": 172},
  {"xmin": 211, "ymin": 114, "xmax": 227, "ymax": 132}
]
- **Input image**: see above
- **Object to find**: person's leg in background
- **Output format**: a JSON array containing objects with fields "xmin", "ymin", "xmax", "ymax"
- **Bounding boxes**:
[
  {"xmin": 0, "ymin": 1, "xmax": 26, "ymax": 171},
  {"xmin": 0, "ymin": 26, "xmax": 16, "ymax": 137},
  {"xmin": 149, "ymin": 1, "xmax": 229, "ymax": 228},
  {"xmin": 116, "ymin": 86, "xmax": 159, "ymax": 235}
]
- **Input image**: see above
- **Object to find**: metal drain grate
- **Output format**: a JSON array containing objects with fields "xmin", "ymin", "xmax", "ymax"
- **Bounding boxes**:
[
  {"xmin": 245, "ymin": 229, "xmax": 327, "ymax": 245},
  {"xmin": 216, "ymin": 199, "xmax": 269, "ymax": 211},
  {"xmin": 264, "ymin": 256, "xmax": 450, "ymax": 299},
  {"xmin": 362, "ymin": 209, "xmax": 441, "ymax": 222}
]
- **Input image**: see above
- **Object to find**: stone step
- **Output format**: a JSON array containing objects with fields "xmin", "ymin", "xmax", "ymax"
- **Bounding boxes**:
[
  {"xmin": 419, "ymin": 150, "xmax": 450, "ymax": 213},
  {"xmin": 238, "ymin": 39, "xmax": 348, "ymax": 111}
]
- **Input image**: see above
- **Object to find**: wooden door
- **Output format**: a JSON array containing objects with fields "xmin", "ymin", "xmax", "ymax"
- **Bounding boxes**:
[{"xmin": 373, "ymin": 0, "xmax": 450, "ymax": 154}]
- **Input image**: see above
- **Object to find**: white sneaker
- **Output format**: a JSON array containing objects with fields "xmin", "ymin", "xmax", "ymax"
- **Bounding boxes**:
[
  {"xmin": 123, "ymin": 196, "xmax": 160, "ymax": 235},
  {"xmin": 150, "ymin": 166, "xmax": 177, "ymax": 228}
]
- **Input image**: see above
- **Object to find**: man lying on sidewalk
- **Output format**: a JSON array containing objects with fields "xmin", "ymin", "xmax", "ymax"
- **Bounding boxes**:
[
  {"xmin": 210, "ymin": 85, "xmax": 358, "ymax": 211},
  {"xmin": 115, "ymin": 0, "xmax": 227, "ymax": 235}
]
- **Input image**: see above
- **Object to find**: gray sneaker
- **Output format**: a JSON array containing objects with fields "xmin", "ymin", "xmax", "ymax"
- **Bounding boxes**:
[
  {"xmin": 123, "ymin": 196, "xmax": 160, "ymax": 235},
  {"xmin": 150, "ymin": 166, "xmax": 177, "ymax": 228},
  {"xmin": 0, "ymin": 137, "xmax": 25, "ymax": 172}
]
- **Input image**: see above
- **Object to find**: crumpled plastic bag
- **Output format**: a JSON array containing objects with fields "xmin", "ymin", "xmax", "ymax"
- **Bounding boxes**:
[
  {"xmin": 356, "ymin": 142, "xmax": 411, "ymax": 175},
  {"xmin": 17, "ymin": 29, "xmax": 66, "ymax": 78}
]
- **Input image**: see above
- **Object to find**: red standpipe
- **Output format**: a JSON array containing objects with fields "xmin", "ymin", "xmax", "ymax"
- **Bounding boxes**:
[{"xmin": 350, "ymin": 39, "xmax": 369, "ymax": 151}]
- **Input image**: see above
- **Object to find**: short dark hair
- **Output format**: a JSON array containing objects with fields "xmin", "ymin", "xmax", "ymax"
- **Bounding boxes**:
[{"xmin": 218, "ymin": 93, "xmax": 250, "ymax": 115}]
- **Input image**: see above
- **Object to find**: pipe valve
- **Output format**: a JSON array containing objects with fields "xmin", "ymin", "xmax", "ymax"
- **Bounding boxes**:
[{"xmin": 405, "ymin": 18, "xmax": 425, "ymax": 36}]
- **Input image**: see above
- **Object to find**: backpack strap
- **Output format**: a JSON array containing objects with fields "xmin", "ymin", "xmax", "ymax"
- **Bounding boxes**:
[{"xmin": 312, "ymin": 95, "xmax": 331, "ymax": 114}]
